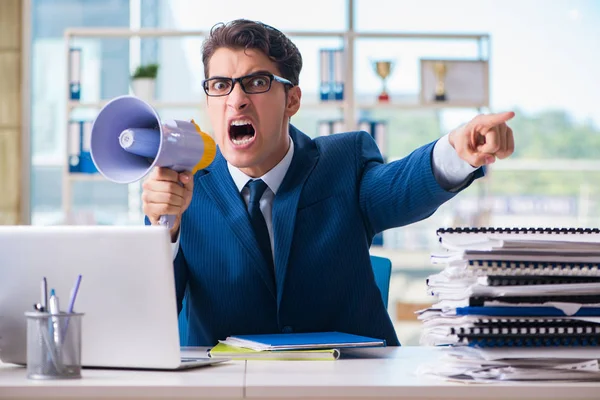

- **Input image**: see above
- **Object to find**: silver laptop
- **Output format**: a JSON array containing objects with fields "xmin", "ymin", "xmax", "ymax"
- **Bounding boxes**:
[{"xmin": 0, "ymin": 225, "xmax": 226, "ymax": 370}]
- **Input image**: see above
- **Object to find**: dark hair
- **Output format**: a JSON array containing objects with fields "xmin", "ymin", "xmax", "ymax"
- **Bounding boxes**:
[{"xmin": 202, "ymin": 19, "xmax": 302, "ymax": 86}]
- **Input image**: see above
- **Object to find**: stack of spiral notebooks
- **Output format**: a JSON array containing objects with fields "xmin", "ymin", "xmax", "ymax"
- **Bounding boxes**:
[{"xmin": 417, "ymin": 227, "xmax": 600, "ymax": 382}]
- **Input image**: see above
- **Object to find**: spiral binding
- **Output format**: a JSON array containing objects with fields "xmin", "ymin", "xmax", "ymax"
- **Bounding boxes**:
[
  {"xmin": 484, "ymin": 275, "xmax": 600, "ymax": 286},
  {"xmin": 437, "ymin": 227, "xmax": 600, "ymax": 234},
  {"xmin": 452, "ymin": 319, "xmax": 600, "ymax": 347},
  {"xmin": 465, "ymin": 260, "xmax": 600, "ymax": 277},
  {"xmin": 468, "ymin": 318, "xmax": 600, "ymax": 329}
]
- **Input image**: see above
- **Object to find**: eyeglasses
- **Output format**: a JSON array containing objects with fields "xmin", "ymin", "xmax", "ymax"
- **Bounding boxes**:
[{"xmin": 202, "ymin": 72, "xmax": 293, "ymax": 97}]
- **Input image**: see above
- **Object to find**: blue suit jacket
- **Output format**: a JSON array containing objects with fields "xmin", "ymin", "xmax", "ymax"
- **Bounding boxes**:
[{"xmin": 173, "ymin": 126, "xmax": 482, "ymax": 346}]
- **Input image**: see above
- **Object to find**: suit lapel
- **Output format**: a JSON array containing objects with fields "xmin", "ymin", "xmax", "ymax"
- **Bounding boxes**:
[
  {"xmin": 272, "ymin": 127, "xmax": 319, "ymax": 307},
  {"xmin": 199, "ymin": 152, "xmax": 276, "ymax": 299}
]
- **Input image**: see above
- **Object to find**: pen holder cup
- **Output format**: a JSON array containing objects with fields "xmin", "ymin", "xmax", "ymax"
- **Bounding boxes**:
[{"xmin": 25, "ymin": 311, "xmax": 84, "ymax": 380}]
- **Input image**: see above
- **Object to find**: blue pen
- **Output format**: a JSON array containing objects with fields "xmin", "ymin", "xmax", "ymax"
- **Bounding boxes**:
[
  {"xmin": 62, "ymin": 275, "xmax": 82, "ymax": 339},
  {"xmin": 66, "ymin": 274, "xmax": 82, "ymax": 313}
]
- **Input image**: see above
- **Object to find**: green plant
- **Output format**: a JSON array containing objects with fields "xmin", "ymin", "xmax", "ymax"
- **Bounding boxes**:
[{"xmin": 131, "ymin": 63, "xmax": 159, "ymax": 79}]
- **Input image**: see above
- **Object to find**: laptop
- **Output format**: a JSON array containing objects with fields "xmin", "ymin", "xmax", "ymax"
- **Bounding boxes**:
[{"xmin": 0, "ymin": 225, "xmax": 227, "ymax": 370}]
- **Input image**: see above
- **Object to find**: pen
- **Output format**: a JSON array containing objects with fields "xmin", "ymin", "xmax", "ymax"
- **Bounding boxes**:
[
  {"xmin": 62, "ymin": 274, "xmax": 82, "ymax": 339},
  {"xmin": 66, "ymin": 274, "xmax": 82, "ymax": 313},
  {"xmin": 41, "ymin": 277, "xmax": 47, "ymax": 312},
  {"xmin": 49, "ymin": 289, "xmax": 61, "ymax": 347}
]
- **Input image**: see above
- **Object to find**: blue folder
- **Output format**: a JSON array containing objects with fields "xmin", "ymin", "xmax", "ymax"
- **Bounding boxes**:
[{"xmin": 222, "ymin": 331, "xmax": 386, "ymax": 351}]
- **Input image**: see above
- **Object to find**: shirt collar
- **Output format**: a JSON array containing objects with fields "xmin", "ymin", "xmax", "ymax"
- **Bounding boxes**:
[{"xmin": 228, "ymin": 138, "xmax": 295, "ymax": 195}]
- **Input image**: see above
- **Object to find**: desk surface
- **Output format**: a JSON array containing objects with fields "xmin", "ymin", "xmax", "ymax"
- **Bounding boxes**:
[{"xmin": 1, "ymin": 347, "xmax": 599, "ymax": 400}]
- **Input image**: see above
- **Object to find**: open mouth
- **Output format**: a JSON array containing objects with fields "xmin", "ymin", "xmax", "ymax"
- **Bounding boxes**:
[{"xmin": 229, "ymin": 119, "xmax": 256, "ymax": 146}]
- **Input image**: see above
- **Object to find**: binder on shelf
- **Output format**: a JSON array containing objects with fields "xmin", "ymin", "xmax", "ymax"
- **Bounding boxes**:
[
  {"xmin": 318, "ymin": 120, "xmax": 332, "ymax": 136},
  {"xmin": 358, "ymin": 119, "xmax": 387, "ymax": 160},
  {"xmin": 68, "ymin": 121, "xmax": 82, "ymax": 173},
  {"xmin": 316, "ymin": 119, "xmax": 344, "ymax": 136},
  {"xmin": 69, "ymin": 48, "xmax": 81, "ymax": 101},
  {"xmin": 332, "ymin": 120, "xmax": 344, "ymax": 134},
  {"xmin": 373, "ymin": 120, "xmax": 387, "ymax": 158},
  {"xmin": 319, "ymin": 48, "xmax": 344, "ymax": 101},
  {"xmin": 333, "ymin": 49, "xmax": 344, "ymax": 100},
  {"xmin": 79, "ymin": 121, "xmax": 97, "ymax": 174},
  {"xmin": 319, "ymin": 49, "xmax": 330, "ymax": 101}
]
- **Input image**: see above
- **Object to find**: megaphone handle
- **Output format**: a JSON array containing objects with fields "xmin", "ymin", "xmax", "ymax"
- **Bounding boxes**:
[
  {"xmin": 158, "ymin": 214, "xmax": 177, "ymax": 229},
  {"xmin": 157, "ymin": 181, "xmax": 184, "ymax": 229}
]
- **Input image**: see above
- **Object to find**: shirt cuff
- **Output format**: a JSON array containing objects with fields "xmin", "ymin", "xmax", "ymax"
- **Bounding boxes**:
[
  {"xmin": 172, "ymin": 230, "xmax": 180, "ymax": 260},
  {"xmin": 432, "ymin": 133, "xmax": 478, "ymax": 191}
]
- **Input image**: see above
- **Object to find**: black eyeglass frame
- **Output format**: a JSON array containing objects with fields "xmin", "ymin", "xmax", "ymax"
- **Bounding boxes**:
[{"xmin": 202, "ymin": 72, "xmax": 294, "ymax": 97}]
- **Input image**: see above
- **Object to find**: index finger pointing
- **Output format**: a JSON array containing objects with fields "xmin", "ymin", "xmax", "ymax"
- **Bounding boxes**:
[{"xmin": 478, "ymin": 111, "xmax": 515, "ymax": 128}]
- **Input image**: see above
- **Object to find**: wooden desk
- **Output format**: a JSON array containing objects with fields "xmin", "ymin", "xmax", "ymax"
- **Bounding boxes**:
[{"xmin": 1, "ymin": 347, "xmax": 599, "ymax": 399}]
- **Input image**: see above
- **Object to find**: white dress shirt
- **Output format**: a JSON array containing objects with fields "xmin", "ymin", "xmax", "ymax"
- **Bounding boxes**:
[
  {"xmin": 171, "ymin": 133, "xmax": 477, "ymax": 257},
  {"xmin": 226, "ymin": 138, "xmax": 295, "ymax": 256}
]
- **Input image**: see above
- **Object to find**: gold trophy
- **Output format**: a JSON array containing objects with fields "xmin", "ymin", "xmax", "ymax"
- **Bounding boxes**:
[
  {"xmin": 433, "ymin": 62, "xmax": 447, "ymax": 101},
  {"xmin": 373, "ymin": 60, "xmax": 393, "ymax": 102}
]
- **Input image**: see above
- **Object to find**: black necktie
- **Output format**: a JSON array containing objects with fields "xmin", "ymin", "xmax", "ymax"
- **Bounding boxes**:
[{"xmin": 246, "ymin": 179, "xmax": 274, "ymax": 269}]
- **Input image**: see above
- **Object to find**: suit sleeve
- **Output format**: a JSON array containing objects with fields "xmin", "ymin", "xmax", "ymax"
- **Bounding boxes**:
[{"xmin": 356, "ymin": 131, "xmax": 483, "ymax": 235}]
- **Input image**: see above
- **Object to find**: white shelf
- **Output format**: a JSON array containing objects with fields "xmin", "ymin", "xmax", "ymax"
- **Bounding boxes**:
[
  {"xmin": 68, "ymin": 99, "xmax": 345, "ymax": 110},
  {"xmin": 68, "ymin": 99, "xmax": 486, "ymax": 112},
  {"xmin": 357, "ymin": 100, "xmax": 488, "ymax": 110},
  {"xmin": 68, "ymin": 100, "xmax": 202, "ymax": 110},
  {"xmin": 65, "ymin": 28, "xmax": 488, "ymax": 41}
]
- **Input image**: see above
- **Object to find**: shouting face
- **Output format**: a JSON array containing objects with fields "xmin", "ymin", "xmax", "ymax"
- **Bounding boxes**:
[{"xmin": 204, "ymin": 47, "xmax": 301, "ymax": 178}]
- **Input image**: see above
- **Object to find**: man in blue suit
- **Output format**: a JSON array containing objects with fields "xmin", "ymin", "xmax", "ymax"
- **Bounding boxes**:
[{"xmin": 142, "ymin": 20, "xmax": 515, "ymax": 346}]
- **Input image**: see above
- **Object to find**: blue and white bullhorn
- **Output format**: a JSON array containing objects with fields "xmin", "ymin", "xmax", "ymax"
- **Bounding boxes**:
[{"xmin": 90, "ymin": 95, "xmax": 216, "ymax": 228}]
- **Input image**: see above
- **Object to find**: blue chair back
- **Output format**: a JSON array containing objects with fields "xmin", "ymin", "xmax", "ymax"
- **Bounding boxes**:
[
  {"xmin": 178, "ymin": 255, "xmax": 393, "ymax": 345},
  {"xmin": 370, "ymin": 255, "xmax": 392, "ymax": 309}
]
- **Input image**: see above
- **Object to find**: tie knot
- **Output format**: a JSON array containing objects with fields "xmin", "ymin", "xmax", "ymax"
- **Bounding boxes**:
[{"xmin": 246, "ymin": 179, "xmax": 268, "ymax": 204}]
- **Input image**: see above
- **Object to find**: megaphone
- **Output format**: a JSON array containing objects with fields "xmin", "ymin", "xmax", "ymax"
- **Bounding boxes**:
[{"xmin": 90, "ymin": 95, "xmax": 216, "ymax": 228}]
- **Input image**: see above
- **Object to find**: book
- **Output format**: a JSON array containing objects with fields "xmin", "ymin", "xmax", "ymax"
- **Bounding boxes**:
[
  {"xmin": 219, "ymin": 331, "xmax": 386, "ymax": 351},
  {"xmin": 207, "ymin": 343, "xmax": 340, "ymax": 360}
]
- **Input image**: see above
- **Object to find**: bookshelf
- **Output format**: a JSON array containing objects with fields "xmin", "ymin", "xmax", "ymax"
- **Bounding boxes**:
[{"xmin": 62, "ymin": 27, "xmax": 490, "ymax": 224}]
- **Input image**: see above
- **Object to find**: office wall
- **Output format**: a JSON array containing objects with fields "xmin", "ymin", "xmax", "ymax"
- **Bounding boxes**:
[{"xmin": 0, "ymin": 0, "xmax": 22, "ymax": 224}]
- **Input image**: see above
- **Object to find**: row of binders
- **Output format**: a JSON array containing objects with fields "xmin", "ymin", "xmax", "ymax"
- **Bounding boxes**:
[{"xmin": 418, "ymin": 227, "xmax": 600, "ymax": 382}]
